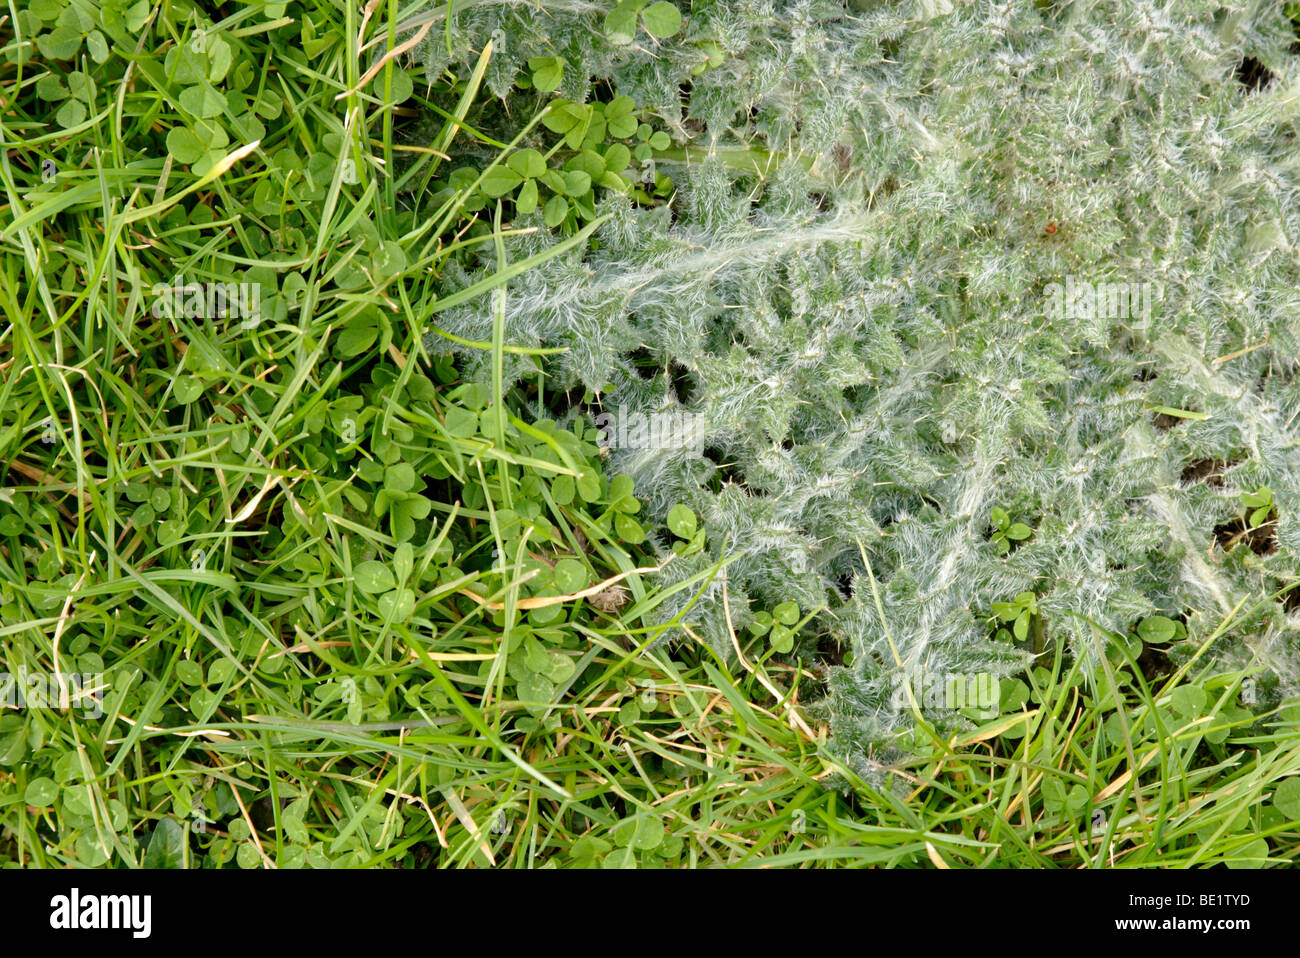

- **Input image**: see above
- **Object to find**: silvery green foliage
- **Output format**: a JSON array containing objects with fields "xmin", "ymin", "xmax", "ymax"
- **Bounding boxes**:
[{"xmin": 421, "ymin": 0, "xmax": 1300, "ymax": 772}]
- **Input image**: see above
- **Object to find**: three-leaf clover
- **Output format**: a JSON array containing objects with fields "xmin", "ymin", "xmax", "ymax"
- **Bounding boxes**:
[
  {"xmin": 605, "ymin": 1, "xmax": 683, "ymax": 43},
  {"xmin": 528, "ymin": 56, "xmax": 564, "ymax": 93},
  {"xmin": 464, "ymin": 93, "xmax": 667, "ymax": 228},
  {"xmin": 992, "ymin": 591, "xmax": 1038, "ymax": 642},
  {"xmin": 990, "ymin": 507, "xmax": 1032, "ymax": 555},
  {"xmin": 1242, "ymin": 486, "xmax": 1274, "ymax": 528},
  {"xmin": 479, "ymin": 147, "xmax": 549, "ymax": 213},
  {"xmin": 1136, "ymin": 614, "xmax": 1181, "ymax": 644},
  {"xmin": 479, "ymin": 96, "xmax": 647, "ymax": 228},
  {"xmin": 603, "ymin": 95, "xmax": 639, "ymax": 139},
  {"xmin": 666, "ymin": 503, "xmax": 704, "ymax": 555},
  {"xmin": 1274, "ymin": 778, "xmax": 1300, "ymax": 822},
  {"xmin": 763, "ymin": 601, "xmax": 800, "ymax": 653}
]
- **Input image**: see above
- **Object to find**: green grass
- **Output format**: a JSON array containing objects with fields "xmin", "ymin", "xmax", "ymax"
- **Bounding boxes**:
[
  {"xmin": 0, "ymin": 0, "xmax": 839, "ymax": 869},
  {"xmin": 865, "ymin": 622, "xmax": 1300, "ymax": 867},
  {"xmin": 0, "ymin": 0, "xmax": 1298, "ymax": 869}
]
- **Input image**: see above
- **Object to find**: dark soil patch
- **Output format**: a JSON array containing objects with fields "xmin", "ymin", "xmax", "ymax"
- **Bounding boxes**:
[
  {"xmin": 817, "ymin": 631, "xmax": 847, "ymax": 668},
  {"xmin": 669, "ymin": 360, "xmax": 695, "ymax": 403},
  {"xmin": 1284, "ymin": 584, "xmax": 1300, "ymax": 614},
  {"xmin": 1136, "ymin": 641, "xmax": 1175, "ymax": 683},
  {"xmin": 1236, "ymin": 56, "xmax": 1275, "ymax": 92},
  {"xmin": 1213, "ymin": 512, "xmax": 1278, "ymax": 555},
  {"xmin": 835, "ymin": 570, "xmax": 855, "ymax": 600},
  {"xmin": 249, "ymin": 795, "xmax": 285, "ymax": 832},
  {"xmin": 1272, "ymin": 577, "xmax": 1300, "ymax": 612},
  {"xmin": 627, "ymin": 346, "xmax": 660, "ymax": 379},
  {"xmin": 1180, "ymin": 457, "xmax": 1233, "ymax": 487},
  {"xmin": 703, "ymin": 445, "xmax": 745, "ymax": 486}
]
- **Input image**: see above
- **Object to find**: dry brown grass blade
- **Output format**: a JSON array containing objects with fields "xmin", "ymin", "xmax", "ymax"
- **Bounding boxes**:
[{"xmin": 455, "ymin": 558, "xmax": 669, "ymax": 611}]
